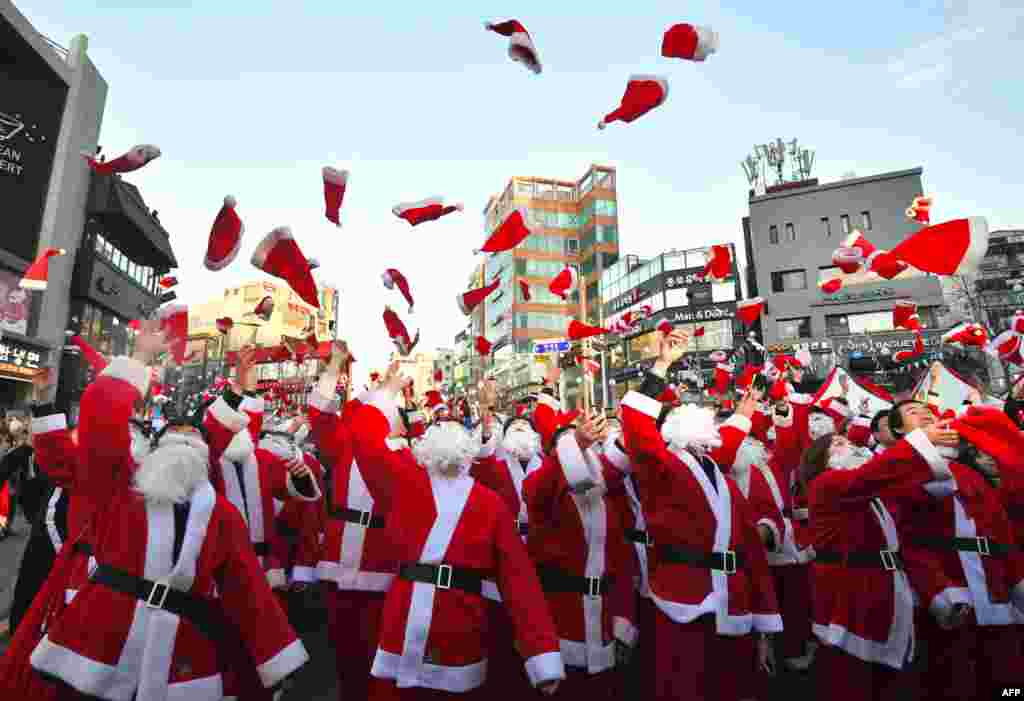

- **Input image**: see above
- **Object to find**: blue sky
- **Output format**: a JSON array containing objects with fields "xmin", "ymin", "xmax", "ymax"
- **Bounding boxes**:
[{"xmin": 13, "ymin": 0, "xmax": 1024, "ymax": 382}]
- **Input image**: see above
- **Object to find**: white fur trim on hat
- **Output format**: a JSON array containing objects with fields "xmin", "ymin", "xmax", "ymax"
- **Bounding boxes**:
[
  {"xmin": 322, "ymin": 167, "xmax": 349, "ymax": 185},
  {"xmin": 381, "ymin": 270, "xmax": 395, "ymax": 288},
  {"xmin": 693, "ymin": 25, "xmax": 719, "ymax": 60},
  {"xmin": 456, "ymin": 291, "xmax": 472, "ymax": 316},
  {"xmin": 508, "ymin": 32, "xmax": 542, "ymax": 74},
  {"xmin": 957, "ymin": 217, "xmax": 990, "ymax": 275},
  {"xmin": 206, "ymin": 396, "xmax": 250, "ymax": 434},
  {"xmin": 621, "ymin": 390, "xmax": 661, "ymax": 419},
  {"xmin": 392, "ymin": 197, "xmax": 444, "ymax": 216},
  {"xmin": 251, "ymin": 226, "xmax": 293, "ymax": 269},
  {"xmin": 737, "ymin": 296, "xmax": 764, "ymax": 309},
  {"xmin": 101, "ymin": 356, "xmax": 150, "ymax": 398},
  {"xmin": 223, "ymin": 195, "xmax": 237, "ymax": 208}
]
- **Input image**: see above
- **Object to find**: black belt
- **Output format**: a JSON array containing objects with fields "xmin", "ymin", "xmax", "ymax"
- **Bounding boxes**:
[
  {"xmin": 399, "ymin": 563, "xmax": 485, "ymax": 595},
  {"xmin": 73, "ymin": 542, "xmax": 93, "ymax": 556},
  {"xmin": 252, "ymin": 542, "xmax": 270, "ymax": 557},
  {"xmin": 625, "ymin": 528, "xmax": 653, "ymax": 546},
  {"xmin": 658, "ymin": 545, "xmax": 744, "ymax": 574},
  {"xmin": 537, "ymin": 566, "xmax": 612, "ymax": 596},
  {"xmin": 1006, "ymin": 505, "xmax": 1024, "ymax": 521},
  {"xmin": 90, "ymin": 564, "xmax": 223, "ymax": 641},
  {"xmin": 329, "ymin": 506, "xmax": 385, "ymax": 529},
  {"xmin": 911, "ymin": 536, "xmax": 1017, "ymax": 558},
  {"xmin": 276, "ymin": 523, "xmax": 299, "ymax": 540},
  {"xmin": 816, "ymin": 549, "xmax": 904, "ymax": 570},
  {"xmin": 515, "ymin": 518, "xmax": 528, "ymax": 536}
]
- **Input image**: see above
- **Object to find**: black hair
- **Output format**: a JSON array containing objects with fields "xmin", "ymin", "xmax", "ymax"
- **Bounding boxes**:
[
  {"xmin": 887, "ymin": 399, "xmax": 925, "ymax": 436},
  {"xmin": 798, "ymin": 433, "xmax": 836, "ymax": 492},
  {"xmin": 869, "ymin": 409, "xmax": 888, "ymax": 435}
]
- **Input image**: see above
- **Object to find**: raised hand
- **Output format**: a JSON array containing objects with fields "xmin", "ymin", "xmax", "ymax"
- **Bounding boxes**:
[
  {"xmin": 657, "ymin": 329, "xmax": 689, "ymax": 366},
  {"xmin": 925, "ymin": 419, "xmax": 959, "ymax": 448},
  {"xmin": 737, "ymin": 389, "xmax": 761, "ymax": 418}
]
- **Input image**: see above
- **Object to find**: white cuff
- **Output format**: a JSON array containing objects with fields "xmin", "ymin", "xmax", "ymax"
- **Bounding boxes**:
[
  {"xmin": 904, "ymin": 428, "xmax": 953, "ymax": 480},
  {"xmin": 602, "ymin": 438, "xmax": 631, "ymax": 473},
  {"xmin": 240, "ymin": 395, "xmax": 265, "ymax": 415},
  {"xmin": 722, "ymin": 413, "xmax": 752, "ymax": 434},
  {"xmin": 788, "ymin": 393, "xmax": 813, "ymax": 405},
  {"xmin": 256, "ymin": 639, "xmax": 309, "ymax": 688},
  {"xmin": 536, "ymin": 393, "xmax": 560, "ymax": 412},
  {"xmin": 556, "ymin": 431, "xmax": 595, "ymax": 490},
  {"xmin": 752, "ymin": 613, "xmax": 784, "ymax": 633},
  {"xmin": 207, "ymin": 396, "xmax": 250, "ymax": 434},
  {"xmin": 286, "ymin": 469, "xmax": 322, "ymax": 502},
  {"xmin": 101, "ymin": 356, "xmax": 150, "ymax": 397},
  {"xmin": 757, "ymin": 518, "xmax": 783, "ymax": 555},
  {"xmin": 524, "ymin": 651, "xmax": 565, "ymax": 687},
  {"xmin": 308, "ymin": 391, "xmax": 339, "ymax": 414},
  {"xmin": 266, "ymin": 568, "xmax": 288, "ymax": 590},
  {"xmin": 31, "ymin": 413, "xmax": 67, "ymax": 435},
  {"xmin": 613, "ymin": 616, "xmax": 639, "ymax": 647},
  {"xmin": 922, "ymin": 480, "xmax": 958, "ymax": 498},
  {"xmin": 621, "ymin": 391, "xmax": 661, "ymax": 419},
  {"xmin": 291, "ymin": 566, "xmax": 316, "ymax": 584},
  {"xmin": 928, "ymin": 588, "xmax": 972, "ymax": 629}
]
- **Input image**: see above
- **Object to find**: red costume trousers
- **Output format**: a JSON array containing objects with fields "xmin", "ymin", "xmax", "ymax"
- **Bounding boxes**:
[
  {"xmin": 326, "ymin": 587, "xmax": 386, "ymax": 701},
  {"xmin": 916, "ymin": 611, "xmax": 1021, "ymax": 700},
  {"xmin": 368, "ymin": 678, "xmax": 488, "ymax": 700},
  {"xmin": 482, "ymin": 601, "xmax": 532, "ymax": 696},
  {"xmin": 771, "ymin": 564, "xmax": 811, "ymax": 659},
  {"xmin": 652, "ymin": 610, "xmax": 756, "ymax": 701},
  {"xmin": 814, "ymin": 644, "xmax": 910, "ymax": 701},
  {"xmin": 558, "ymin": 667, "xmax": 619, "ymax": 701}
]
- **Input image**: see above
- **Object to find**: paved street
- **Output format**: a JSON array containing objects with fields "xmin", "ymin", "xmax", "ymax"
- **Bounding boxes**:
[{"xmin": 0, "ymin": 513, "xmax": 32, "ymax": 653}]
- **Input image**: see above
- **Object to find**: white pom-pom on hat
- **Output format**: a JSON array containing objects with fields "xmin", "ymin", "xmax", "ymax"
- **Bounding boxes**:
[
  {"xmin": 454, "ymin": 203, "xmax": 464, "ymax": 212},
  {"xmin": 224, "ymin": 195, "xmax": 237, "ymax": 208}
]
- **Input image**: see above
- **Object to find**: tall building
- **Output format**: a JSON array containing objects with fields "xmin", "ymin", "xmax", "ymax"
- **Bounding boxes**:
[
  {"xmin": 390, "ymin": 350, "xmax": 438, "ymax": 398},
  {"xmin": 975, "ymin": 230, "xmax": 1024, "ymax": 332},
  {"xmin": 743, "ymin": 167, "xmax": 947, "ymax": 389}
]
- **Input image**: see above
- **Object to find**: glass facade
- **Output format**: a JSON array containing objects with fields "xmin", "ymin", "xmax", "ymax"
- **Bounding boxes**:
[
  {"xmin": 77, "ymin": 301, "xmax": 136, "ymax": 357},
  {"xmin": 826, "ymin": 307, "xmax": 938, "ymax": 335},
  {"xmin": 92, "ymin": 232, "xmax": 162, "ymax": 294}
]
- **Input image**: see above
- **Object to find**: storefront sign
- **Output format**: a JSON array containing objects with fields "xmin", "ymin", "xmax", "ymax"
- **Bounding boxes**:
[
  {"xmin": 816, "ymin": 286, "xmax": 898, "ymax": 305},
  {"xmin": 0, "ymin": 338, "xmax": 44, "ymax": 379},
  {"xmin": 832, "ymin": 330, "xmax": 943, "ymax": 357},
  {"xmin": 663, "ymin": 305, "xmax": 736, "ymax": 323},
  {"xmin": 608, "ymin": 275, "xmax": 662, "ymax": 314}
]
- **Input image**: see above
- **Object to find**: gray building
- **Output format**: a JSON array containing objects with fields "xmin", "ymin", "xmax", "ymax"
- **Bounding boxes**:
[{"xmin": 743, "ymin": 167, "xmax": 947, "ymax": 388}]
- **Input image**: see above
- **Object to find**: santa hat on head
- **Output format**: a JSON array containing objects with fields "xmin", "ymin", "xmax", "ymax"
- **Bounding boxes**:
[
  {"xmin": 701, "ymin": 245, "xmax": 731, "ymax": 281},
  {"xmin": 383, "ymin": 307, "xmax": 420, "ymax": 356},
  {"xmin": 382, "ymin": 268, "xmax": 415, "ymax": 313},
  {"xmin": 567, "ymin": 319, "xmax": 609, "ymax": 341},
  {"xmin": 475, "ymin": 209, "xmax": 531, "ymax": 254},
  {"xmin": 253, "ymin": 295, "xmax": 274, "ymax": 321},
  {"xmin": 393, "ymin": 196, "xmax": 463, "ymax": 227},
  {"xmin": 890, "ymin": 217, "xmax": 989, "ymax": 276},
  {"xmin": 906, "ymin": 195, "xmax": 933, "ymax": 225},
  {"xmin": 216, "ymin": 317, "xmax": 233, "ymax": 335},
  {"xmin": 549, "ymin": 266, "xmax": 578, "ymax": 300},
  {"xmin": 158, "ymin": 275, "xmax": 178, "ymax": 289},
  {"xmin": 322, "ymin": 167, "xmax": 349, "ymax": 227},
  {"xmin": 987, "ymin": 329, "xmax": 1024, "ymax": 366},
  {"xmin": 518, "ymin": 279, "xmax": 532, "ymax": 302},
  {"xmin": 712, "ymin": 362, "xmax": 733, "ymax": 396},
  {"xmin": 475, "ymin": 335, "xmax": 492, "ymax": 356},
  {"xmin": 157, "ymin": 304, "xmax": 188, "ymax": 343},
  {"xmin": 893, "ymin": 299, "xmax": 917, "ymax": 329},
  {"xmin": 942, "ymin": 322, "xmax": 989, "ymax": 349},
  {"xmin": 71, "ymin": 335, "xmax": 108, "ymax": 372},
  {"xmin": 251, "ymin": 227, "xmax": 320, "ymax": 309},
  {"xmin": 485, "ymin": 19, "xmax": 542, "ymax": 74},
  {"xmin": 204, "ymin": 196, "xmax": 244, "ymax": 270},
  {"xmin": 820, "ymin": 278, "xmax": 842, "ymax": 294},
  {"xmin": 457, "ymin": 277, "xmax": 501, "ymax": 315},
  {"xmin": 82, "ymin": 144, "xmax": 161, "ymax": 175},
  {"xmin": 661, "ymin": 22, "xmax": 719, "ymax": 61},
  {"xmin": 598, "ymin": 75, "xmax": 669, "ymax": 130},
  {"xmin": 736, "ymin": 297, "xmax": 764, "ymax": 326},
  {"xmin": 19, "ymin": 248, "xmax": 66, "ymax": 291}
]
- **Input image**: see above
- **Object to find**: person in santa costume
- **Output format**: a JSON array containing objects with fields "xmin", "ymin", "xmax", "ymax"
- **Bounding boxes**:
[
  {"xmin": 618, "ymin": 329, "xmax": 781, "ymax": 701},
  {"xmin": 886, "ymin": 400, "xmax": 1024, "ymax": 699},
  {"xmin": 870, "ymin": 409, "xmax": 897, "ymax": 455},
  {"xmin": 346, "ymin": 363, "xmax": 565, "ymax": 699},
  {"xmin": 799, "ymin": 410, "xmax": 960, "ymax": 701}
]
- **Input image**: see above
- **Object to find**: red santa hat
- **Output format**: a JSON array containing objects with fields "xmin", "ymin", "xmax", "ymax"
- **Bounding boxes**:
[
  {"xmin": 128, "ymin": 319, "xmax": 141, "ymax": 331},
  {"xmin": 250, "ymin": 227, "xmax": 320, "ymax": 309},
  {"xmin": 768, "ymin": 377, "xmax": 789, "ymax": 402},
  {"xmin": 158, "ymin": 275, "xmax": 178, "ymax": 289},
  {"xmin": 548, "ymin": 266, "xmax": 578, "ymax": 300},
  {"xmin": 890, "ymin": 217, "xmax": 989, "ymax": 276},
  {"xmin": 906, "ymin": 195, "xmax": 933, "ymax": 225},
  {"xmin": 382, "ymin": 268, "xmax": 415, "ymax": 313},
  {"xmin": 894, "ymin": 333, "xmax": 925, "ymax": 363},
  {"xmin": 831, "ymin": 230, "xmax": 877, "ymax": 274},
  {"xmin": 475, "ymin": 335, "xmax": 492, "ymax": 356},
  {"xmin": 1012, "ymin": 309, "xmax": 1024, "ymax": 335},
  {"xmin": 71, "ymin": 335, "xmax": 109, "ymax": 372},
  {"xmin": 322, "ymin": 167, "xmax": 349, "ymax": 227},
  {"xmin": 81, "ymin": 144, "xmax": 160, "ymax": 175},
  {"xmin": 657, "ymin": 320, "xmax": 674, "ymax": 335},
  {"xmin": 661, "ymin": 23, "xmax": 719, "ymax": 61},
  {"xmin": 942, "ymin": 322, "xmax": 989, "ymax": 349},
  {"xmin": 216, "ymin": 316, "xmax": 233, "ymax": 335},
  {"xmin": 735, "ymin": 364, "xmax": 761, "ymax": 391},
  {"xmin": 893, "ymin": 299, "xmax": 917, "ymax": 329},
  {"xmin": 484, "ymin": 19, "xmax": 542, "ymax": 74},
  {"xmin": 157, "ymin": 304, "xmax": 188, "ymax": 344},
  {"xmin": 393, "ymin": 196, "xmax": 463, "ymax": 227},
  {"xmin": 457, "ymin": 277, "xmax": 501, "ymax": 315},
  {"xmin": 819, "ymin": 277, "xmax": 842, "ymax": 294},
  {"xmin": 712, "ymin": 362, "xmax": 733, "ymax": 396},
  {"xmin": 433, "ymin": 368, "xmax": 443, "ymax": 384},
  {"xmin": 383, "ymin": 307, "xmax": 420, "ymax": 356},
  {"xmin": 951, "ymin": 406, "xmax": 1024, "ymax": 469},
  {"xmin": 846, "ymin": 415, "xmax": 874, "ymax": 447},
  {"xmin": 19, "ymin": 247, "xmax": 66, "ymax": 291},
  {"xmin": 902, "ymin": 313, "xmax": 922, "ymax": 332},
  {"xmin": 700, "ymin": 245, "xmax": 731, "ymax": 281},
  {"xmin": 567, "ymin": 319, "xmax": 609, "ymax": 341},
  {"xmin": 518, "ymin": 279, "xmax": 532, "ymax": 302},
  {"xmin": 987, "ymin": 330, "xmax": 1023, "ymax": 366},
  {"xmin": 475, "ymin": 209, "xmax": 531, "ymax": 254},
  {"xmin": 424, "ymin": 389, "xmax": 444, "ymax": 409},
  {"xmin": 203, "ymin": 196, "xmax": 244, "ymax": 271},
  {"xmin": 598, "ymin": 75, "xmax": 669, "ymax": 130},
  {"xmin": 657, "ymin": 385, "xmax": 680, "ymax": 404},
  {"xmin": 693, "ymin": 326, "xmax": 705, "ymax": 337},
  {"xmin": 865, "ymin": 250, "xmax": 908, "ymax": 280},
  {"xmin": 253, "ymin": 295, "xmax": 274, "ymax": 321},
  {"xmin": 736, "ymin": 297, "xmax": 764, "ymax": 326}
]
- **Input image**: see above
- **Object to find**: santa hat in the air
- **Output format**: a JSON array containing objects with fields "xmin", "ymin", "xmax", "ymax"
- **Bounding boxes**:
[
  {"xmin": 906, "ymin": 195, "xmax": 933, "ymax": 225},
  {"xmin": 158, "ymin": 275, "xmax": 178, "ymax": 289},
  {"xmin": 475, "ymin": 335, "xmax": 492, "ymax": 356},
  {"xmin": 735, "ymin": 365, "xmax": 761, "ymax": 392},
  {"xmin": 893, "ymin": 333, "xmax": 925, "ymax": 363},
  {"xmin": 382, "ymin": 268, "xmax": 415, "ymax": 313},
  {"xmin": 661, "ymin": 22, "xmax": 719, "ymax": 61},
  {"xmin": 820, "ymin": 277, "xmax": 842, "ymax": 295},
  {"xmin": 832, "ymin": 230, "xmax": 877, "ymax": 274},
  {"xmin": 475, "ymin": 209, "xmax": 532, "ymax": 254},
  {"xmin": 216, "ymin": 317, "xmax": 233, "ymax": 335},
  {"xmin": 253, "ymin": 296, "xmax": 274, "ymax": 321},
  {"xmin": 1011, "ymin": 310, "xmax": 1024, "ymax": 335},
  {"xmin": 383, "ymin": 307, "xmax": 419, "ymax": 356},
  {"xmin": 251, "ymin": 227, "xmax": 320, "ymax": 309},
  {"xmin": 484, "ymin": 19, "xmax": 542, "ymax": 74},
  {"xmin": 457, "ymin": 277, "xmax": 501, "ymax": 315},
  {"xmin": 700, "ymin": 245, "xmax": 731, "ymax": 281},
  {"xmin": 393, "ymin": 197, "xmax": 463, "ymax": 227},
  {"xmin": 598, "ymin": 75, "xmax": 669, "ymax": 130},
  {"xmin": 71, "ymin": 335, "xmax": 109, "ymax": 372},
  {"xmin": 424, "ymin": 389, "xmax": 445, "ymax": 409},
  {"xmin": 693, "ymin": 326, "xmax": 705, "ymax": 338},
  {"xmin": 892, "ymin": 299, "xmax": 917, "ymax": 330},
  {"xmin": 19, "ymin": 248, "xmax": 66, "ymax": 291},
  {"xmin": 549, "ymin": 266, "xmax": 578, "ymax": 300},
  {"xmin": 657, "ymin": 320, "xmax": 674, "ymax": 335},
  {"xmin": 987, "ymin": 330, "xmax": 1024, "ymax": 366},
  {"xmin": 204, "ymin": 196, "xmax": 244, "ymax": 271},
  {"xmin": 768, "ymin": 377, "xmax": 789, "ymax": 402},
  {"xmin": 942, "ymin": 322, "xmax": 989, "ymax": 349},
  {"xmin": 736, "ymin": 297, "xmax": 765, "ymax": 326},
  {"xmin": 433, "ymin": 368, "xmax": 443, "ymax": 385},
  {"xmin": 890, "ymin": 217, "xmax": 989, "ymax": 277},
  {"xmin": 567, "ymin": 319, "xmax": 609, "ymax": 341},
  {"xmin": 82, "ymin": 144, "xmax": 161, "ymax": 175},
  {"xmin": 712, "ymin": 361, "xmax": 734, "ymax": 396},
  {"xmin": 518, "ymin": 279, "xmax": 532, "ymax": 302},
  {"xmin": 322, "ymin": 167, "xmax": 349, "ymax": 227}
]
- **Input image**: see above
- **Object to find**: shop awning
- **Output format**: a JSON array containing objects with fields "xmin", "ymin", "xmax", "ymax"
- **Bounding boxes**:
[{"xmin": 87, "ymin": 173, "xmax": 178, "ymax": 269}]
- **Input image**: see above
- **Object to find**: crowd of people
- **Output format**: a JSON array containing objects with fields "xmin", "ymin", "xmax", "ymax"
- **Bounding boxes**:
[{"xmin": 0, "ymin": 318, "xmax": 1021, "ymax": 701}]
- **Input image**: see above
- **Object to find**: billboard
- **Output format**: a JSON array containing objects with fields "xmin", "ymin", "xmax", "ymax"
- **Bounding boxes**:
[
  {"xmin": 0, "ymin": 17, "xmax": 69, "ymax": 262},
  {"xmin": 0, "ymin": 266, "xmax": 36, "ymax": 335}
]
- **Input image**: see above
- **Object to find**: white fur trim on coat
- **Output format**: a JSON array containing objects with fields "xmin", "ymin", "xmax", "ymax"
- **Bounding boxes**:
[
  {"xmin": 904, "ymin": 428, "xmax": 953, "ymax": 480},
  {"xmin": 32, "ymin": 413, "xmax": 67, "ymax": 435},
  {"xmin": 256, "ymin": 638, "xmax": 309, "ymax": 688},
  {"xmin": 621, "ymin": 391, "xmax": 661, "ymax": 419},
  {"xmin": 756, "ymin": 518, "xmax": 784, "ymax": 555},
  {"xmin": 207, "ymin": 397, "xmax": 250, "ymax": 434},
  {"xmin": 101, "ymin": 356, "xmax": 150, "ymax": 398},
  {"xmin": 291, "ymin": 566, "xmax": 316, "ymax": 584},
  {"xmin": 613, "ymin": 616, "xmax": 639, "ymax": 647},
  {"xmin": 722, "ymin": 413, "xmax": 752, "ymax": 434},
  {"xmin": 524, "ymin": 651, "xmax": 565, "ymax": 687},
  {"xmin": 555, "ymin": 431, "xmax": 595, "ymax": 490}
]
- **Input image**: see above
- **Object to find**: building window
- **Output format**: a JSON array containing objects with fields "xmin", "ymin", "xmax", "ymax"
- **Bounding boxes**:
[
  {"xmin": 665, "ymin": 288, "xmax": 689, "ymax": 308},
  {"xmin": 777, "ymin": 317, "xmax": 811, "ymax": 340},
  {"xmin": 711, "ymin": 281, "xmax": 736, "ymax": 303},
  {"xmin": 785, "ymin": 222, "xmax": 796, "ymax": 242},
  {"xmin": 770, "ymin": 269, "xmax": 807, "ymax": 292},
  {"xmin": 566, "ymin": 238, "xmax": 579, "ymax": 254},
  {"xmin": 769, "ymin": 225, "xmax": 779, "ymax": 245},
  {"xmin": 826, "ymin": 308, "xmax": 937, "ymax": 336},
  {"xmin": 861, "ymin": 211, "xmax": 872, "ymax": 231},
  {"xmin": 840, "ymin": 214, "xmax": 850, "ymax": 235},
  {"xmin": 821, "ymin": 217, "xmax": 831, "ymax": 237}
]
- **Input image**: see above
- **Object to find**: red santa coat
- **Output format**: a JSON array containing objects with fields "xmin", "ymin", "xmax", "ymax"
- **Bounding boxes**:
[
  {"xmin": 306, "ymin": 390, "xmax": 398, "ymax": 592},
  {"xmin": 600, "ymin": 439, "xmax": 652, "ymax": 598},
  {"xmin": 269, "ymin": 451, "xmax": 326, "ymax": 585},
  {"xmin": 898, "ymin": 462, "xmax": 1024, "ymax": 626},
  {"xmin": 729, "ymin": 456, "xmax": 787, "ymax": 563},
  {"xmin": 523, "ymin": 434, "xmax": 638, "ymax": 672},
  {"xmin": 808, "ymin": 431, "xmax": 952, "ymax": 668},
  {"xmin": 620, "ymin": 392, "xmax": 782, "ymax": 635},
  {"xmin": 351, "ymin": 394, "xmax": 565, "ymax": 692},
  {"xmin": 772, "ymin": 395, "xmax": 815, "ymax": 553}
]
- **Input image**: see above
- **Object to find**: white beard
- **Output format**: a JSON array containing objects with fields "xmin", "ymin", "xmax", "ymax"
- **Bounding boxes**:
[
  {"xmin": 828, "ymin": 445, "xmax": 873, "ymax": 471},
  {"xmin": 414, "ymin": 421, "xmax": 478, "ymax": 479},
  {"xmin": 502, "ymin": 429, "xmax": 541, "ymax": 462},
  {"xmin": 223, "ymin": 428, "xmax": 255, "ymax": 464},
  {"xmin": 662, "ymin": 404, "xmax": 722, "ymax": 454},
  {"xmin": 134, "ymin": 433, "xmax": 210, "ymax": 504}
]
